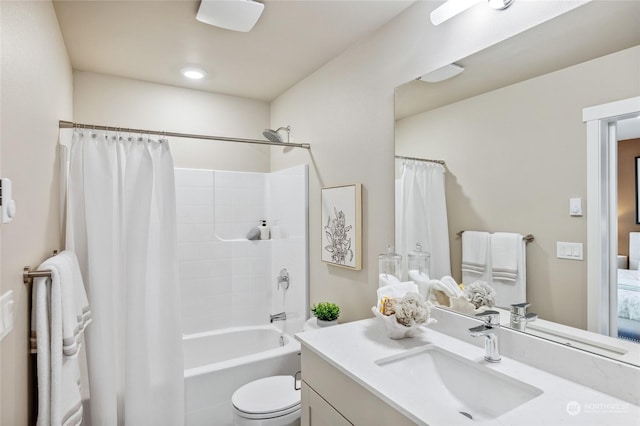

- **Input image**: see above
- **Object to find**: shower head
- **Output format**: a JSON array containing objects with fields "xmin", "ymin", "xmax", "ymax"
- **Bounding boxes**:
[{"xmin": 263, "ymin": 126, "xmax": 290, "ymax": 143}]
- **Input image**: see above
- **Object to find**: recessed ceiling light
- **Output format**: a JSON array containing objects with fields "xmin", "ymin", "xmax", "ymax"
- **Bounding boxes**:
[{"xmin": 181, "ymin": 67, "xmax": 206, "ymax": 80}]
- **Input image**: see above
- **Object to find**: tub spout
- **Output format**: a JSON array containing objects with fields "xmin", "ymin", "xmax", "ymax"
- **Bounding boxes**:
[{"xmin": 270, "ymin": 312, "xmax": 286, "ymax": 323}]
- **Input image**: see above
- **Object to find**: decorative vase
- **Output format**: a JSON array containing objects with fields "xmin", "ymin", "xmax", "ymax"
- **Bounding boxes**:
[{"xmin": 316, "ymin": 318, "xmax": 338, "ymax": 328}]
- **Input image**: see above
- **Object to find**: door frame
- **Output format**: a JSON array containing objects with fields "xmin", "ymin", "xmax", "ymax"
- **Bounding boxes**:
[{"xmin": 584, "ymin": 96, "xmax": 640, "ymax": 336}]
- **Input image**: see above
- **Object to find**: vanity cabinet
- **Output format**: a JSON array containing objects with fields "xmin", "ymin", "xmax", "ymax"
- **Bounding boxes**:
[
  {"xmin": 300, "ymin": 347, "xmax": 415, "ymax": 426},
  {"xmin": 301, "ymin": 383, "xmax": 352, "ymax": 426}
]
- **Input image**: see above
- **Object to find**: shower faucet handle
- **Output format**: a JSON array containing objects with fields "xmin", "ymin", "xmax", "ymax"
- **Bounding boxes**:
[{"xmin": 277, "ymin": 268, "xmax": 290, "ymax": 290}]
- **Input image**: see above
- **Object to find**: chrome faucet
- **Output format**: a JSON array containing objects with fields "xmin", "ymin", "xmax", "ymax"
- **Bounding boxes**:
[
  {"xmin": 510, "ymin": 302, "xmax": 538, "ymax": 331},
  {"xmin": 468, "ymin": 310, "xmax": 501, "ymax": 363},
  {"xmin": 270, "ymin": 311, "xmax": 287, "ymax": 323}
]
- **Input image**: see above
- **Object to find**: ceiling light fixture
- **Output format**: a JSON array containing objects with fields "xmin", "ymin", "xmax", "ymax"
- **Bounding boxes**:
[
  {"xmin": 181, "ymin": 67, "xmax": 207, "ymax": 80},
  {"xmin": 430, "ymin": 0, "xmax": 514, "ymax": 26},
  {"xmin": 196, "ymin": 0, "xmax": 265, "ymax": 33},
  {"xmin": 417, "ymin": 63, "xmax": 464, "ymax": 83}
]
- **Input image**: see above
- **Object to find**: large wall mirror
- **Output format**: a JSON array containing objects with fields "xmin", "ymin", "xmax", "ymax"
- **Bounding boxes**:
[{"xmin": 395, "ymin": 1, "xmax": 640, "ymax": 365}]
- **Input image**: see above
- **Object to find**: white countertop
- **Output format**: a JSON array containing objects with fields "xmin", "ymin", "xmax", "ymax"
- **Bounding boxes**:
[
  {"xmin": 488, "ymin": 306, "xmax": 640, "ymax": 365},
  {"xmin": 296, "ymin": 318, "xmax": 640, "ymax": 426}
]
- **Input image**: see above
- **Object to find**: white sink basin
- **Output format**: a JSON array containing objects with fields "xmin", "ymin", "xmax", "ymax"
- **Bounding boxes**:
[{"xmin": 375, "ymin": 345, "xmax": 543, "ymax": 422}]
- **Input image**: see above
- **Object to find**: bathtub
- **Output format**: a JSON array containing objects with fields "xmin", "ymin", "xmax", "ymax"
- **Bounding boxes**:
[{"xmin": 184, "ymin": 325, "xmax": 301, "ymax": 426}]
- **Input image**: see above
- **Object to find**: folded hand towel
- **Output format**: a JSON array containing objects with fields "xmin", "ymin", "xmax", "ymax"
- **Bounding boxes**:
[
  {"xmin": 441, "ymin": 276, "xmax": 464, "ymax": 298},
  {"xmin": 462, "ymin": 231, "xmax": 489, "ymax": 274},
  {"xmin": 31, "ymin": 250, "xmax": 91, "ymax": 426},
  {"xmin": 489, "ymin": 233, "xmax": 526, "ymax": 307},
  {"xmin": 491, "ymin": 233, "xmax": 521, "ymax": 282}
]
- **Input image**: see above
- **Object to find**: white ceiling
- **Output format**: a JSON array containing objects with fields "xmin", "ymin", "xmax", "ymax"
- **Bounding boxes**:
[
  {"xmin": 395, "ymin": 0, "xmax": 640, "ymax": 120},
  {"xmin": 53, "ymin": 0, "xmax": 415, "ymax": 102}
]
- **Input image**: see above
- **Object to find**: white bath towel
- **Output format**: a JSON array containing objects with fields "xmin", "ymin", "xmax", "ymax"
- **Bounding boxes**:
[
  {"xmin": 462, "ymin": 231, "xmax": 490, "ymax": 284},
  {"xmin": 490, "ymin": 233, "xmax": 526, "ymax": 307},
  {"xmin": 31, "ymin": 250, "xmax": 91, "ymax": 426}
]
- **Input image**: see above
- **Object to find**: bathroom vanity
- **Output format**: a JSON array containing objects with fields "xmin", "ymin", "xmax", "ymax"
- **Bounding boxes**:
[{"xmin": 296, "ymin": 308, "xmax": 640, "ymax": 425}]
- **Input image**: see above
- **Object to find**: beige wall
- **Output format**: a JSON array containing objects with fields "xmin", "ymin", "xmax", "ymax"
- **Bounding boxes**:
[
  {"xmin": 396, "ymin": 46, "xmax": 640, "ymax": 329},
  {"xmin": 269, "ymin": 0, "xmax": 586, "ymax": 323},
  {"xmin": 0, "ymin": 1, "xmax": 73, "ymax": 424},
  {"xmin": 73, "ymin": 72, "xmax": 272, "ymax": 172},
  {"xmin": 0, "ymin": 0, "xmax": 589, "ymax": 421},
  {"xmin": 618, "ymin": 138, "xmax": 640, "ymax": 258}
]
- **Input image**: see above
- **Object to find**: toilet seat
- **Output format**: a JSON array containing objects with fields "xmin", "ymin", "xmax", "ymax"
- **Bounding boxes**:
[{"xmin": 232, "ymin": 375, "xmax": 301, "ymax": 419}]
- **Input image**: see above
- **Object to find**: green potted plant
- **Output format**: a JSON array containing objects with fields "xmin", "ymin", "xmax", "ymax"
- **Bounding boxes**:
[{"xmin": 311, "ymin": 302, "xmax": 340, "ymax": 327}]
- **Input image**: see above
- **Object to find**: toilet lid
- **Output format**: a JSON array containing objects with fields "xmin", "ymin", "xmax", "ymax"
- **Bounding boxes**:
[{"xmin": 232, "ymin": 376, "xmax": 301, "ymax": 415}]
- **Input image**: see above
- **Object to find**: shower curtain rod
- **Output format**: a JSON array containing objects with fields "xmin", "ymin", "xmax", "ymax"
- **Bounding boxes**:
[
  {"xmin": 58, "ymin": 120, "xmax": 311, "ymax": 149},
  {"xmin": 395, "ymin": 155, "xmax": 445, "ymax": 165}
]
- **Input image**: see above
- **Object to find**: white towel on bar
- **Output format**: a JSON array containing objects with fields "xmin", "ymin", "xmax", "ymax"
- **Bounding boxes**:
[
  {"xmin": 491, "ymin": 233, "xmax": 520, "ymax": 282},
  {"xmin": 462, "ymin": 231, "xmax": 490, "ymax": 284},
  {"xmin": 31, "ymin": 250, "xmax": 92, "ymax": 426},
  {"xmin": 490, "ymin": 233, "xmax": 527, "ymax": 307}
]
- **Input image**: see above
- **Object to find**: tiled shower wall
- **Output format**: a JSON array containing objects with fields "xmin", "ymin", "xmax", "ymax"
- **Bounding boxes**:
[{"xmin": 175, "ymin": 165, "xmax": 308, "ymax": 335}]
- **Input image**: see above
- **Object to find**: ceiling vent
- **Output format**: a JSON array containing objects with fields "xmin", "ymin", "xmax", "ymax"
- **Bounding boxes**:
[{"xmin": 196, "ymin": 0, "xmax": 264, "ymax": 32}]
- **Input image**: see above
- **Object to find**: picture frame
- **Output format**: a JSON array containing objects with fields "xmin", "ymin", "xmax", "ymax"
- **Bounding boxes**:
[
  {"xmin": 321, "ymin": 183, "xmax": 362, "ymax": 270},
  {"xmin": 636, "ymin": 156, "xmax": 640, "ymax": 224}
]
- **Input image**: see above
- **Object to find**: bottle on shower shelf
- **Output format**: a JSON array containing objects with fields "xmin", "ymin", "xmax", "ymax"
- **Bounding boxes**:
[{"xmin": 260, "ymin": 220, "xmax": 270, "ymax": 240}]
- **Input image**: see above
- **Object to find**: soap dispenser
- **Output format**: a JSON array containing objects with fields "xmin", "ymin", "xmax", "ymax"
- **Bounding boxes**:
[
  {"xmin": 378, "ymin": 245, "xmax": 402, "ymax": 282},
  {"xmin": 260, "ymin": 220, "xmax": 270, "ymax": 240}
]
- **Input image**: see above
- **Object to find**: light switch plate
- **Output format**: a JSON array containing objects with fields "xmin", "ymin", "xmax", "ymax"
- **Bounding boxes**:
[
  {"xmin": 557, "ymin": 242, "xmax": 583, "ymax": 260},
  {"xmin": 569, "ymin": 198, "xmax": 582, "ymax": 216}
]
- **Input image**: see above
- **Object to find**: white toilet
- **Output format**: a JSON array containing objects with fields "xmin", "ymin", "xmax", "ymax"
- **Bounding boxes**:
[{"xmin": 232, "ymin": 375, "xmax": 301, "ymax": 426}]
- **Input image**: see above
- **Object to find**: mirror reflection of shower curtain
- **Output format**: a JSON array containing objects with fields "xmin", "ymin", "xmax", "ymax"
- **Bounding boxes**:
[
  {"xmin": 396, "ymin": 160, "xmax": 451, "ymax": 280},
  {"xmin": 65, "ymin": 130, "xmax": 184, "ymax": 425}
]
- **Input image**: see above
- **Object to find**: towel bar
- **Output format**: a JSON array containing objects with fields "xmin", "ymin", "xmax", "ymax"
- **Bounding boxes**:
[
  {"xmin": 23, "ymin": 250, "xmax": 59, "ymax": 285},
  {"xmin": 456, "ymin": 231, "xmax": 534, "ymax": 244},
  {"xmin": 23, "ymin": 267, "xmax": 53, "ymax": 285}
]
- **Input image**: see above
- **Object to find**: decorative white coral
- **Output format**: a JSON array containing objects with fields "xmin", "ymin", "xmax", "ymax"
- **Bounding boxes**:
[
  {"xmin": 463, "ymin": 281, "xmax": 496, "ymax": 309},
  {"xmin": 393, "ymin": 292, "xmax": 431, "ymax": 327}
]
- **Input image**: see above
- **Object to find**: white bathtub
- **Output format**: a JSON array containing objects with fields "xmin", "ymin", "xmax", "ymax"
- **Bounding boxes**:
[{"xmin": 184, "ymin": 325, "xmax": 301, "ymax": 426}]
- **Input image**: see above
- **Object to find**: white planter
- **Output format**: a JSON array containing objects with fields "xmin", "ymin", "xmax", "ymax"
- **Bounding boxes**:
[{"xmin": 316, "ymin": 318, "xmax": 338, "ymax": 328}]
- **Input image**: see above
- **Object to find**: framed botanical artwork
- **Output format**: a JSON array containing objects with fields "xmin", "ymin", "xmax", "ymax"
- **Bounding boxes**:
[{"xmin": 321, "ymin": 183, "xmax": 362, "ymax": 270}]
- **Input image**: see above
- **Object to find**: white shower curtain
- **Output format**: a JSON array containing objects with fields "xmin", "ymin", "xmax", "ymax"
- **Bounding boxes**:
[
  {"xmin": 65, "ymin": 130, "xmax": 184, "ymax": 425},
  {"xmin": 396, "ymin": 160, "xmax": 451, "ymax": 280}
]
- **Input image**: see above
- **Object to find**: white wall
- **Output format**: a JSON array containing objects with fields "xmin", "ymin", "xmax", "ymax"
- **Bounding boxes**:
[
  {"xmin": 270, "ymin": 0, "xmax": 586, "ymax": 323},
  {"xmin": 73, "ymin": 71, "xmax": 272, "ymax": 172},
  {"xmin": 0, "ymin": 1, "xmax": 73, "ymax": 424},
  {"xmin": 269, "ymin": 165, "xmax": 309, "ymax": 334},
  {"xmin": 396, "ymin": 46, "xmax": 640, "ymax": 329},
  {"xmin": 176, "ymin": 166, "xmax": 307, "ymax": 335}
]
